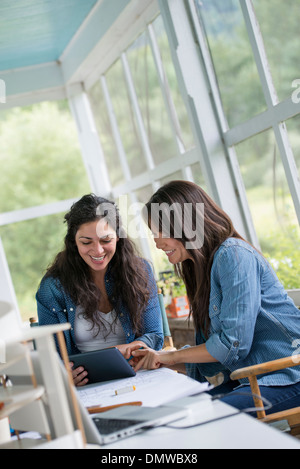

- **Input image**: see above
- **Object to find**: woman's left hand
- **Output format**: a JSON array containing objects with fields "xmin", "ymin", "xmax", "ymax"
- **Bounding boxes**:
[{"xmin": 116, "ymin": 341, "xmax": 147, "ymax": 362}]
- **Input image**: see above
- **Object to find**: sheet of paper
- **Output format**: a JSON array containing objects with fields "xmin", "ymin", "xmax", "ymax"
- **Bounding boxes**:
[{"xmin": 76, "ymin": 367, "xmax": 210, "ymax": 408}]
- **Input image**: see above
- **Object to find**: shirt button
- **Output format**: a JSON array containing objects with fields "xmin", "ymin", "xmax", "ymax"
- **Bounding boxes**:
[
  {"xmin": 213, "ymin": 305, "xmax": 218, "ymax": 311},
  {"xmin": 233, "ymin": 341, "xmax": 239, "ymax": 347},
  {"xmin": 52, "ymin": 308, "xmax": 55, "ymax": 312},
  {"xmin": 120, "ymin": 313, "xmax": 123, "ymax": 317},
  {"xmin": 127, "ymin": 333, "xmax": 130, "ymax": 337}
]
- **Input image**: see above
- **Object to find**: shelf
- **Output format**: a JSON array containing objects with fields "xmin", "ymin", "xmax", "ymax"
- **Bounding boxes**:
[
  {"xmin": 0, "ymin": 437, "xmax": 46, "ymax": 449},
  {"xmin": 0, "ymin": 350, "xmax": 27, "ymax": 374},
  {"xmin": 2, "ymin": 323, "xmax": 71, "ymax": 346},
  {"xmin": 0, "ymin": 385, "xmax": 45, "ymax": 419}
]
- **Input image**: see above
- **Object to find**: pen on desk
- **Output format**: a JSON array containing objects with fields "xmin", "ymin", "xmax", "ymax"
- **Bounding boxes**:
[
  {"xmin": 87, "ymin": 401, "xmax": 142, "ymax": 414},
  {"xmin": 115, "ymin": 385, "xmax": 136, "ymax": 395}
]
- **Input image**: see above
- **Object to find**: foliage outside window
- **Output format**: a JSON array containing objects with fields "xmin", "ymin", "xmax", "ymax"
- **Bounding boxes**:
[
  {"xmin": 0, "ymin": 101, "xmax": 91, "ymax": 321},
  {"xmin": 194, "ymin": 0, "xmax": 300, "ymax": 289}
]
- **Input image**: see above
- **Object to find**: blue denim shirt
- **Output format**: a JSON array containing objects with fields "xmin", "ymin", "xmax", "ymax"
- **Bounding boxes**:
[
  {"xmin": 186, "ymin": 238, "xmax": 300, "ymax": 386},
  {"xmin": 36, "ymin": 260, "xmax": 164, "ymax": 356}
]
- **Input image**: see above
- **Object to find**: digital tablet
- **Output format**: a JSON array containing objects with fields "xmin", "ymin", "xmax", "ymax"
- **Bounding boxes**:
[{"xmin": 68, "ymin": 347, "xmax": 136, "ymax": 384}]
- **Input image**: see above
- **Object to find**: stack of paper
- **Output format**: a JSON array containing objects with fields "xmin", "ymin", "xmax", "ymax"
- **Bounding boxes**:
[{"xmin": 77, "ymin": 367, "xmax": 210, "ymax": 409}]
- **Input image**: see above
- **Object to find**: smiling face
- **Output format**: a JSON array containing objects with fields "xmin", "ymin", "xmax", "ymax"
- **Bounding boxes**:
[
  {"xmin": 153, "ymin": 232, "xmax": 192, "ymax": 264},
  {"xmin": 75, "ymin": 219, "xmax": 118, "ymax": 276}
]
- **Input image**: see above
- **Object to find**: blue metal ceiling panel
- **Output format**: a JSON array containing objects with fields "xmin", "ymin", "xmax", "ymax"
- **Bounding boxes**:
[{"xmin": 0, "ymin": 0, "xmax": 98, "ymax": 71}]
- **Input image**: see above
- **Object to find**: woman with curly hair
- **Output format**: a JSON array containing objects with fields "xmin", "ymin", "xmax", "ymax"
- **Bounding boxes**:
[{"xmin": 36, "ymin": 194, "xmax": 163, "ymax": 386}]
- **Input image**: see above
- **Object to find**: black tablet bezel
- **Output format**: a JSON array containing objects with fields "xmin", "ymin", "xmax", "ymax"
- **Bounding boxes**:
[{"xmin": 69, "ymin": 347, "xmax": 136, "ymax": 384}]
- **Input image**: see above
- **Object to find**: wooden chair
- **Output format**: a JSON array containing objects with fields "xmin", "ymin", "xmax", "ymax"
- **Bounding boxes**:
[
  {"xmin": 230, "ymin": 355, "xmax": 300, "ymax": 435},
  {"xmin": 230, "ymin": 289, "xmax": 300, "ymax": 436}
]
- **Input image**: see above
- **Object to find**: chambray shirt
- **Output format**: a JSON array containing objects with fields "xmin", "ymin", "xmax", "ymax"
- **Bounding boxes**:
[
  {"xmin": 186, "ymin": 238, "xmax": 300, "ymax": 387},
  {"xmin": 36, "ymin": 260, "xmax": 164, "ymax": 356}
]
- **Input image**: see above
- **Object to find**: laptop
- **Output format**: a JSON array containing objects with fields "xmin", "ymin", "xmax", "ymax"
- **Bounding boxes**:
[
  {"xmin": 89, "ymin": 404, "xmax": 187, "ymax": 444},
  {"xmin": 29, "ymin": 351, "xmax": 187, "ymax": 445}
]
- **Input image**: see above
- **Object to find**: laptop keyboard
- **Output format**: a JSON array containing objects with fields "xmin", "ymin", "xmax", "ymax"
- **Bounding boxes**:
[{"xmin": 93, "ymin": 418, "xmax": 141, "ymax": 435}]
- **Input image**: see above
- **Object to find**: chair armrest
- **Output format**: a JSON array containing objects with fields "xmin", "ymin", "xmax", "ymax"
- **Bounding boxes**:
[{"xmin": 230, "ymin": 355, "xmax": 300, "ymax": 381}]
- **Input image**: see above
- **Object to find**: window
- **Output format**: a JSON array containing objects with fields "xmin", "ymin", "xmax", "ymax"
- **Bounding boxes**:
[
  {"xmin": 192, "ymin": 0, "xmax": 300, "ymax": 288},
  {"xmin": 0, "ymin": 213, "xmax": 67, "ymax": 321},
  {"xmin": 88, "ymin": 81, "xmax": 126, "ymax": 187},
  {"xmin": 0, "ymin": 100, "xmax": 91, "ymax": 321},
  {"xmin": 194, "ymin": 0, "xmax": 266, "ymax": 128},
  {"xmin": 252, "ymin": 0, "xmax": 300, "ymax": 102},
  {"xmin": 0, "ymin": 101, "xmax": 90, "ymax": 211},
  {"xmin": 285, "ymin": 115, "xmax": 300, "ymax": 180},
  {"xmin": 86, "ymin": 13, "xmax": 202, "ymax": 278}
]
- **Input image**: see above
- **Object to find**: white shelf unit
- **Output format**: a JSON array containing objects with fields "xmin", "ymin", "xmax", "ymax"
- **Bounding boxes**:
[{"xmin": 0, "ymin": 301, "xmax": 87, "ymax": 449}]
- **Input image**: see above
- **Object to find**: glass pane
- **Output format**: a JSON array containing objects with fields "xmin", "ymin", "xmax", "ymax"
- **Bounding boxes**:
[
  {"xmin": 252, "ymin": 0, "xmax": 300, "ymax": 102},
  {"xmin": 194, "ymin": 0, "xmax": 266, "ymax": 128},
  {"xmin": 189, "ymin": 162, "xmax": 208, "ymax": 192},
  {"xmin": 105, "ymin": 59, "xmax": 148, "ymax": 178},
  {"xmin": 0, "ymin": 212, "xmax": 67, "ymax": 322},
  {"xmin": 127, "ymin": 186, "xmax": 153, "ymax": 260},
  {"xmin": 0, "ymin": 101, "xmax": 90, "ymax": 212},
  {"xmin": 88, "ymin": 80, "xmax": 125, "ymax": 187},
  {"xmin": 235, "ymin": 130, "xmax": 300, "ymax": 289},
  {"xmin": 127, "ymin": 30, "xmax": 178, "ymax": 165},
  {"xmin": 134, "ymin": 184, "xmax": 154, "ymax": 205},
  {"xmin": 152, "ymin": 15, "xmax": 195, "ymax": 152},
  {"xmin": 133, "ymin": 185, "xmax": 171, "ymax": 277},
  {"xmin": 285, "ymin": 115, "xmax": 300, "ymax": 180},
  {"xmin": 157, "ymin": 170, "xmax": 183, "ymax": 187}
]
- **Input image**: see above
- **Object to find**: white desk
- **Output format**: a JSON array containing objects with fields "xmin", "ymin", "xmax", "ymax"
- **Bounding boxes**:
[{"xmin": 103, "ymin": 393, "xmax": 300, "ymax": 450}]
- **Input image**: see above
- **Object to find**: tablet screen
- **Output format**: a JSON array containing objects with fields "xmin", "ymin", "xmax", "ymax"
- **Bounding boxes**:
[{"xmin": 69, "ymin": 347, "xmax": 136, "ymax": 384}]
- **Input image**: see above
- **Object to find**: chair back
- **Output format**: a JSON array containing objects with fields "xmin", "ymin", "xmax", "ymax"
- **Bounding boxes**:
[
  {"xmin": 158, "ymin": 289, "xmax": 175, "ymax": 349},
  {"xmin": 287, "ymin": 289, "xmax": 300, "ymax": 309}
]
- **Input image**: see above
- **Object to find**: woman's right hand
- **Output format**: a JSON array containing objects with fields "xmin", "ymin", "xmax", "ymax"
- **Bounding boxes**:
[
  {"xmin": 131, "ymin": 349, "xmax": 177, "ymax": 371},
  {"xmin": 69, "ymin": 362, "xmax": 89, "ymax": 387}
]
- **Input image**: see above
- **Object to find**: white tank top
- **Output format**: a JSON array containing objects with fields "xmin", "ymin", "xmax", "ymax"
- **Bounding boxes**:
[{"xmin": 74, "ymin": 306, "xmax": 126, "ymax": 353}]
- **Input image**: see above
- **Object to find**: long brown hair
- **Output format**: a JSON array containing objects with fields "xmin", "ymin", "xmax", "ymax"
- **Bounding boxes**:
[
  {"xmin": 145, "ymin": 180, "xmax": 244, "ymax": 337},
  {"xmin": 44, "ymin": 194, "xmax": 151, "ymax": 335}
]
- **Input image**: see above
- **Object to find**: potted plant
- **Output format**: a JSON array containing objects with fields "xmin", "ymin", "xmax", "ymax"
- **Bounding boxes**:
[{"xmin": 157, "ymin": 271, "xmax": 189, "ymax": 318}]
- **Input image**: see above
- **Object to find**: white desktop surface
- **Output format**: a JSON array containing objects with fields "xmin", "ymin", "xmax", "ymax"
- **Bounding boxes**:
[{"xmin": 102, "ymin": 393, "xmax": 300, "ymax": 450}]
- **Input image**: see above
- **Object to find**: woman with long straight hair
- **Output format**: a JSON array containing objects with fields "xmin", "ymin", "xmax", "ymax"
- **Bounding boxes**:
[
  {"xmin": 132, "ymin": 180, "xmax": 300, "ymax": 415},
  {"xmin": 36, "ymin": 194, "xmax": 163, "ymax": 386}
]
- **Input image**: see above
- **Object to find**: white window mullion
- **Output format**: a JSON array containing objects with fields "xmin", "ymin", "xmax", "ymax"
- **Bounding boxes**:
[{"xmin": 272, "ymin": 122, "xmax": 300, "ymax": 224}]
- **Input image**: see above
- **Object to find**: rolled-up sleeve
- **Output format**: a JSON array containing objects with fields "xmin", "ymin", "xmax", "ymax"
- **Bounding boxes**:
[
  {"xmin": 205, "ymin": 245, "xmax": 261, "ymax": 368},
  {"xmin": 36, "ymin": 277, "xmax": 61, "ymax": 326}
]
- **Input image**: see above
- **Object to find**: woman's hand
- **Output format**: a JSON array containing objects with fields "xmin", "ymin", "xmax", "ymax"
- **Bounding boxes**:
[
  {"xmin": 69, "ymin": 362, "xmax": 89, "ymax": 387},
  {"xmin": 131, "ymin": 348, "xmax": 177, "ymax": 371},
  {"xmin": 116, "ymin": 341, "xmax": 147, "ymax": 361}
]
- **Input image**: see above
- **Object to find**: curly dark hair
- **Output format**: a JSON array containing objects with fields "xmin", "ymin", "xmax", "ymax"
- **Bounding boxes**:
[
  {"xmin": 144, "ymin": 180, "xmax": 245, "ymax": 337},
  {"xmin": 45, "ymin": 194, "xmax": 151, "ymax": 335}
]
